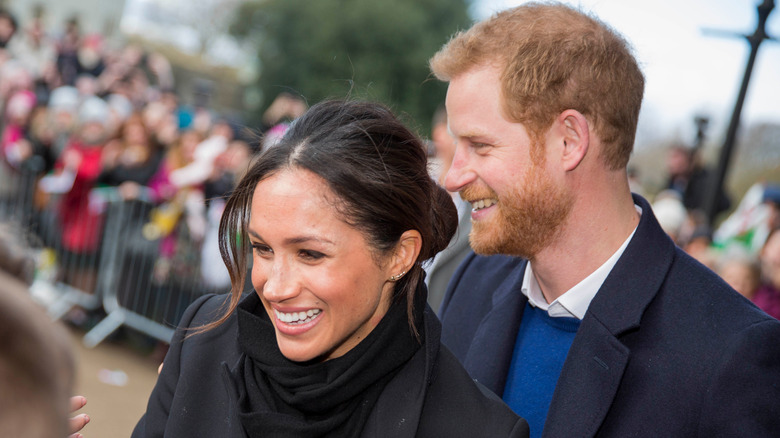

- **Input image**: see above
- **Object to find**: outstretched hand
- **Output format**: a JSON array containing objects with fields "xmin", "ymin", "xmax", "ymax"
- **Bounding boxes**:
[{"xmin": 68, "ymin": 396, "xmax": 90, "ymax": 438}]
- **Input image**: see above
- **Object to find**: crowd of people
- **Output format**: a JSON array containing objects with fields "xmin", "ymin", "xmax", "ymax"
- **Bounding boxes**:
[
  {"xmin": 1, "ymin": 3, "xmax": 779, "ymax": 438},
  {"xmin": 649, "ymin": 144, "xmax": 780, "ymax": 320},
  {"xmin": 0, "ymin": 6, "xmax": 280, "ymax": 314}
]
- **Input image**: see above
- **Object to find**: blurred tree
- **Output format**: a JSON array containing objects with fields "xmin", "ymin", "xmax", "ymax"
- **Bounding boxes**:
[
  {"xmin": 180, "ymin": 0, "xmax": 245, "ymax": 56},
  {"xmin": 230, "ymin": 0, "xmax": 472, "ymax": 134}
]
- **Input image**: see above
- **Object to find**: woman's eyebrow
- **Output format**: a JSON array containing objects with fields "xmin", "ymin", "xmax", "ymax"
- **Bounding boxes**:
[
  {"xmin": 283, "ymin": 236, "xmax": 335, "ymax": 246},
  {"xmin": 248, "ymin": 229, "xmax": 334, "ymax": 246}
]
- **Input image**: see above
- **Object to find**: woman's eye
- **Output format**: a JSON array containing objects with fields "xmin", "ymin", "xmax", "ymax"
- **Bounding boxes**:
[
  {"xmin": 299, "ymin": 250, "xmax": 325, "ymax": 260},
  {"xmin": 252, "ymin": 244, "xmax": 272, "ymax": 255}
]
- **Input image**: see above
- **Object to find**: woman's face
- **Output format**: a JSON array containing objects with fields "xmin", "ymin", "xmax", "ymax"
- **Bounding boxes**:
[
  {"xmin": 179, "ymin": 131, "xmax": 200, "ymax": 161},
  {"xmin": 720, "ymin": 261, "xmax": 758, "ymax": 299},
  {"xmin": 248, "ymin": 168, "xmax": 395, "ymax": 362},
  {"xmin": 123, "ymin": 121, "xmax": 148, "ymax": 146}
]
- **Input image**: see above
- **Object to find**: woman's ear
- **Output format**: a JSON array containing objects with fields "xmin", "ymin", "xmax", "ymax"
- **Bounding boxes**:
[{"xmin": 388, "ymin": 230, "xmax": 422, "ymax": 280}]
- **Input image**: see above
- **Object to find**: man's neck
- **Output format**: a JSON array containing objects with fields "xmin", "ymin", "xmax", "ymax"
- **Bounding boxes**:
[{"xmin": 532, "ymin": 190, "xmax": 640, "ymax": 304}]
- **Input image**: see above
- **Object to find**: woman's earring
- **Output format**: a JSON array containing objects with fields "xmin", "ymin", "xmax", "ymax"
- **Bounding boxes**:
[{"xmin": 389, "ymin": 270, "xmax": 407, "ymax": 281}]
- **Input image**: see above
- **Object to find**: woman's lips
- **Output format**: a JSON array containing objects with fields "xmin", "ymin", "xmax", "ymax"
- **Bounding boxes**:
[{"xmin": 273, "ymin": 308, "xmax": 323, "ymax": 335}]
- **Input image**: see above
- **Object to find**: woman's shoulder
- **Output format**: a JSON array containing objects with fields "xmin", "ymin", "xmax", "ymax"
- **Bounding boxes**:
[
  {"xmin": 182, "ymin": 293, "xmax": 233, "ymax": 324},
  {"xmin": 418, "ymin": 345, "xmax": 529, "ymax": 437},
  {"xmin": 175, "ymin": 293, "xmax": 239, "ymax": 351}
]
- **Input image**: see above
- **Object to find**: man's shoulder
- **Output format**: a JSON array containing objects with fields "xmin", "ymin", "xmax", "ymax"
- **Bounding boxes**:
[
  {"xmin": 439, "ymin": 253, "xmax": 527, "ymax": 361},
  {"xmin": 663, "ymin": 249, "xmax": 777, "ymax": 329},
  {"xmin": 602, "ymin": 245, "xmax": 779, "ymax": 352},
  {"xmin": 453, "ymin": 252, "xmax": 524, "ymax": 290},
  {"xmin": 441, "ymin": 252, "xmax": 525, "ymax": 313}
]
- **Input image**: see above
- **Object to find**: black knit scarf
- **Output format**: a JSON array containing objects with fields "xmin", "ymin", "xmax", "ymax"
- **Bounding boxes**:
[{"xmin": 232, "ymin": 287, "xmax": 425, "ymax": 437}]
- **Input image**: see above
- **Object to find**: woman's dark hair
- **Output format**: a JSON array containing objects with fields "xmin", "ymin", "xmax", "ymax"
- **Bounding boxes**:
[{"xmin": 201, "ymin": 100, "xmax": 458, "ymax": 336}]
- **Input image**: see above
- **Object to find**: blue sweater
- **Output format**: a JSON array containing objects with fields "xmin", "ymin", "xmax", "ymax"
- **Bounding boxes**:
[{"xmin": 503, "ymin": 302, "xmax": 581, "ymax": 438}]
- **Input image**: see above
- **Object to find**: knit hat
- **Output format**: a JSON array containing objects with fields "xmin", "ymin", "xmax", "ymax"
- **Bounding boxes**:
[
  {"xmin": 6, "ymin": 90, "xmax": 36, "ymax": 120},
  {"xmin": 107, "ymin": 93, "xmax": 133, "ymax": 122},
  {"xmin": 48, "ymin": 86, "xmax": 79, "ymax": 113},
  {"xmin": 78, "ymin": 96, "xmax": 109, "ymax": 127}
]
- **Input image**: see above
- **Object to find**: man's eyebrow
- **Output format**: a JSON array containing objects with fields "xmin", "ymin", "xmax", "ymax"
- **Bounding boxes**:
[
  {"xmin": 449, "ymin": 125, "xmax": 496, "ymax": 143},
  {"xmin": 461, "ymin": 133, "xmax": 499, "ymax": 144}
]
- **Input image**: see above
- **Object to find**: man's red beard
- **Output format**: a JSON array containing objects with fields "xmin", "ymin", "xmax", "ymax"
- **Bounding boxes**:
[{"xmin": 463, "ymin": 162, "xmax": 572, "ymax": 260}]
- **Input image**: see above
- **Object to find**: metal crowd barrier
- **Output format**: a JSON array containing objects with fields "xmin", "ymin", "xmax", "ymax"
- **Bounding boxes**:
[
  {"xmin": 1, "ymin": 165, "xmax": 105, "ymax": 320},
  {"xmin": 1, "ymin": 163, "xmax": 215, "ymax": 348},
  {"xmin": 0, "ymin": 164, "xmax": 38, "ymax": 227},
  {"xmin": 83, "ymin": 193, "xmax": 207, "ymax": 347}
]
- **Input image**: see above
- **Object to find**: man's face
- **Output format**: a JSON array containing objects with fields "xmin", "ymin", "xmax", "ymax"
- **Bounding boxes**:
[
  {"xmin": 0, "ymin": 17, "xmax": 14, "ymax": 43},
  {"xmin": 444, "ymin": 64, "xmax": 572, "ymax": 259},
  {"xmin": 666, "ymin": 148, "xmax": 690, "ymax": 177}
]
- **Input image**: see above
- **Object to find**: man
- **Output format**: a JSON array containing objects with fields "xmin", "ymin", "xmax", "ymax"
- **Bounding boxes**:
[
  {"xmin": 424, "ymin": 105, "xmax": 473, "ymax": 312},
  {"xmin": 429, "ymin": 3, "xmax": 780, "ymax": 437},
  {"xmin": 665, "ymin": 143, "xmax": 730, "ymax": 217}
]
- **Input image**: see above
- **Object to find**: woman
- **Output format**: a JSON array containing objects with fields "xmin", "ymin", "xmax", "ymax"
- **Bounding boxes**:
[
  {"xmin": 96, "ymin": 112, "xmax": 163, "ymax": 199},
  {"xmin": 132, "ymin": 100, "xmax": 528, "ymax": 437}
]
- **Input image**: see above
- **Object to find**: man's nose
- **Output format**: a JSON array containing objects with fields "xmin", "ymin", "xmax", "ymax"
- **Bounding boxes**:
[{"xmin": 444, "ymin": 143, "xmax": 476, "ymax": 193}]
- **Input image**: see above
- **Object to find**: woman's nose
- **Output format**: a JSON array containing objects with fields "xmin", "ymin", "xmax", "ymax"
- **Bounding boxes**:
[{"xmin": 258, "ymin": 260, "xmax": 299, "ymax": 302}]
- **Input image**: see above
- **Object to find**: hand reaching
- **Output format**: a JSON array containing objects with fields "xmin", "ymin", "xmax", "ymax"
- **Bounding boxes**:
[{"xmin": 68, "ymin": 396, "xmax": 90, "ymax": 438}]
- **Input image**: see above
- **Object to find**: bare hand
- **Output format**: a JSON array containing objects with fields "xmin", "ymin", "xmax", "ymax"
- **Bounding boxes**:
[
  {"xmin": 15, "ymin": 139, "xmax": 33, "ymax": 161},
  {"xmin": 100, "ymin": 140, "xmax": 122, "ymax": 168},
  {"xmin": 68, "ymin": 395, "xmax": 89, "ymax": 438}
]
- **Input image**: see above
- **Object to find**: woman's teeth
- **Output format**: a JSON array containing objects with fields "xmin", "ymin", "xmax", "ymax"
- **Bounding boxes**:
[{"xmin": 275, "ymin": 308, "xmax": 322, "ymax": 324}]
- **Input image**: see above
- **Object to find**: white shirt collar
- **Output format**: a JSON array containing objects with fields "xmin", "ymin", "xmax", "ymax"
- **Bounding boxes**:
[{"xmin": 522, "ymin": 205, "xmax": 642, "ymax": 319}]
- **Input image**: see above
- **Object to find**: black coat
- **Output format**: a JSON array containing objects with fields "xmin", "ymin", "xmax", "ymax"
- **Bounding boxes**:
[
  {"xmin": 439, "ymin": 194, "xmax": 780, "ymax": 437},
  {"xmin": 133, "ymin": 293, "xmax": 529, "ymax": 437}
]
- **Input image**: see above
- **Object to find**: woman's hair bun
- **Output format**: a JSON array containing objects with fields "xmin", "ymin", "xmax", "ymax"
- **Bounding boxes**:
[{"xmin": 427, "ymin": 182, "xmax": 459, "ymax": 259}]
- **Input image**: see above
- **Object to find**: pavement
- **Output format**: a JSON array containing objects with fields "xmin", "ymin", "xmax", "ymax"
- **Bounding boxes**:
[{"xmin": 68, "ymin": 326, "xmax": 163, "ymax": 438}]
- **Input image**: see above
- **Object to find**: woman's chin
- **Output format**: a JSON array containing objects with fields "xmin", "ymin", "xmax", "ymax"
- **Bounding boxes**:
[{"xmin": 276, "ymin": 336, "xmax": 323, "ymax": 363}]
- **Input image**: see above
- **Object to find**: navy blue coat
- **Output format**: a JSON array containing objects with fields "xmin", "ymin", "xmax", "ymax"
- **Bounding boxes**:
[{"xmin": 440, "ymin": 194, "xmax": 780, "ymax": 437}]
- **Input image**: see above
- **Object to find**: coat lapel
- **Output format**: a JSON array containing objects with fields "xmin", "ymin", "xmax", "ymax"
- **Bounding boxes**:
[
  {"xmin": 362, "ymin": 305, "xmax": 441, "ymax": 438},
  {"xmin": 543, "ymin": 195, "xmax": 677, "ymax": 438},
  {"xmin": 541, "ymin": 316, "xmax": 630, "ymax": 438},
  {"xmin": 463, "ymin": 260, "xmax": 528, "ymax": 396}
]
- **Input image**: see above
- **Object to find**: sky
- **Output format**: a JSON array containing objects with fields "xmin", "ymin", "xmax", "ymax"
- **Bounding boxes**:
[
  {"xmin": 473, "ymin": 0, "xmax": 780, "ymax": 147},
  {"xmin": 121, "ymin": 0, "xmax": 779, "ymax": 148}
]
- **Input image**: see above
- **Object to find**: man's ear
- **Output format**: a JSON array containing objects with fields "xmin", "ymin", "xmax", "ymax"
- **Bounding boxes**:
[
  {"xmin": 387, "ymin": 230, "xmax": 422, "ymax": 280},
  {"xmin": 557, "ymin": 109, "xmax": 590, "ymax": 172}
]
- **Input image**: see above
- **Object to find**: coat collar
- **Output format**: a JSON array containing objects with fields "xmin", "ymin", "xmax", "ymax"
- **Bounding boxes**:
[
  {"xmin": 462, "ymin": 259, "xmax": 529, "ymax": 396},
  {"xmin": 543, "ymin": 193, "xmax": 677, "ymax": 438},
  {"xmin": 586, "ymin": 194, "xmax": 676, "ymax": 336},
  {"xmin": 361, "ymin": 303, "xmax": 442, "ymax": 437}
]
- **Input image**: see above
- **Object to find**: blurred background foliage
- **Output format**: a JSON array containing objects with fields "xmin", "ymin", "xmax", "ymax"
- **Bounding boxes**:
[{"xmin": 230, "ymin": 0, "xmax": 472, "ymax": 134}]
